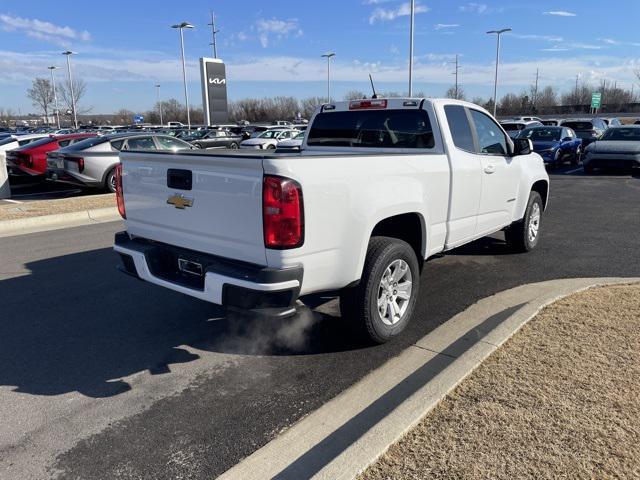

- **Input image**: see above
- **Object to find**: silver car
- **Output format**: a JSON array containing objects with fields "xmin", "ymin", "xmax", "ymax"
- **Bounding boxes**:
[{"xmin": 47, "ymin": 133, "xmax": 194, "ymax": 192}]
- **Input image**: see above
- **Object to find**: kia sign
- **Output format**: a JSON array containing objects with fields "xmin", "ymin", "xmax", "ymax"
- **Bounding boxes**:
[{"xmin": 200, "ymin": 58, "xmax": 229, "ymax": 125}]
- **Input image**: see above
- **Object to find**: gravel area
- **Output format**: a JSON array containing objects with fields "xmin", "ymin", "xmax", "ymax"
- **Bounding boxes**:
[
  {"xmin": 361, "ymin": 283, "xmax": 640, "ymax": 480},
  {"xmin": 0, "ymin": 194, "xmax": 115, "ymax": 221}
]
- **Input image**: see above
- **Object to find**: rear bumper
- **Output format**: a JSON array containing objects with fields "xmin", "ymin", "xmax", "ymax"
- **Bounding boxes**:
[
  {"xmin": 113, "ymin": 232, "xmax": 303, "ymax": 310},
  {"xmin": 47, "ymin": 168, "xmax": 102, "ymax": 188},
  {"xmin": 583, "ymin": 154, "xmax": 640, "ymax": 169}
]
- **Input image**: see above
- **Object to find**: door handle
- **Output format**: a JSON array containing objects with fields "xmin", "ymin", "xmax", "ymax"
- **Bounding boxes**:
[{"xmin": 484, "ymin": 164, "xmax": 496, "ymax": 174}]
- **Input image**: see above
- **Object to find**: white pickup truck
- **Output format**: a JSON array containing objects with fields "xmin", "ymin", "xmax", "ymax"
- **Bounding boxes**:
[{"xmin": 114, "ymin": 98, "xmax": 549, "ymax": 343}]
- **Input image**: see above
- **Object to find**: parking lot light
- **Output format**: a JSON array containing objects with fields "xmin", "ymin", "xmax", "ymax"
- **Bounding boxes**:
[
  {"xmin": 47, "ymin": 66, "xmax": 61, "ymax": 129},
  {"xmin": 61, "ymin": 51, "xmax": 78, "ymax": 129},
  {"xmin": 171, "ymin": 22, "xmax": 194, "ymax": 129},
  {"xmin": 155, "ymin": 84, "xmax": 163, "ymax": 126},
  {"xmin": 486, "ymin": 28, "xmax": 511, "ymax": 117},
  {"xmin": 321, "ymin": 52, "xmax": 335, "ymax": 103}
]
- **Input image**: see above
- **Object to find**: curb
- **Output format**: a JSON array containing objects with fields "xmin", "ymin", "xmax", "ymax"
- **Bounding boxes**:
[
  {"xmin": 217, "ymin": 277, "xmax": 640, "ymax": 480},
  {"xmin": 0, "ymin": 207, "xmax": 121, "ymax": 238}
]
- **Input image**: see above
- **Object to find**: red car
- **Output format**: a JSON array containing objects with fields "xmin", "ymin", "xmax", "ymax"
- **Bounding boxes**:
[{"xmin": 6, "ymin": 133, "xmax": 97, "ymax": 179}]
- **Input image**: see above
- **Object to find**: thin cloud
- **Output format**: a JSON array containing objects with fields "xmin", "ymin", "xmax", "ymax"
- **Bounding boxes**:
[
  {"xmin": 0, "ymin": 14, "xmax": 91, "ymax": 47},
  {"xmin": 434, "ymin": 23, "xmax": 460, "ymax": 30},
  {"xmin": 459, "ymin": 3, "xmax": 487, "ymax": 14},
  {"xmin": 543, "ymin": 11, "xmax": 577, "ymax": 17},
  {"xmin": 510, "ymin": 33, "xmax": 564, "ymax": 43},
  {"xmin": 369, "ymin": 2, "xmax": 429, "ymax": 24},
  {"xmin": 254, "ymin": 18, "xmax": 302, "ymax": 48}
]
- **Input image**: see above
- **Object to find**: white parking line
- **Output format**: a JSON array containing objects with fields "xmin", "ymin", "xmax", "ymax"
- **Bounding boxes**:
[
  {"xmin": 2, "ymin": 199, "xmax": 22, "ymax": 204},
  {"xmin": 565, "ymin": 167, "xmax": 582, "ymax": 175}
]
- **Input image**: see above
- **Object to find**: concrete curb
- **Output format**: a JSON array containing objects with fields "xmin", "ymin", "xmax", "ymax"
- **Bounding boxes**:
[
  {"xmin": 218, "ymin": 277, "xmax": 640, "ymax": 480},
  {"xmin": 0, "ymin": 207, "xmax": 121, "ymax": 238}
]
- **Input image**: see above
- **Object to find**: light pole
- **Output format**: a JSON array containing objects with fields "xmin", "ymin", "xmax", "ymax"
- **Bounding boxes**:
[
  {"xmin": 321, "ymin": 52, "xmax": 335, "ymax": 103},
  {"xmin": 208, "ymin": 11, "xmax": 219, "ymax": 59},
  {"xmin": 408, "ymin": 0, "xmax": 415, "ymax": 96},
  {"xmin": 486, "ymin": 28, "xmax": 511, "ymax": 117},
  {"xmin": 62, "ymin": 51, "xmax": 78, "ymax": 129},
  {"xmin": 171, "ymin": 21, "xmax": 194, "ymax": 128},
  {"xmin": 155, "ymin": 84, "xmax": 163, "ymax": 125},
  {"xmin": 48, "ymin": 66, "xmax": 61, "ymax": 129}
]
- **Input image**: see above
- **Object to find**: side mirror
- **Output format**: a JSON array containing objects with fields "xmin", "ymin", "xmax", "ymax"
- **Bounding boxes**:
[{"xmin": 513, "ymin": 138, "xmax": 532, "ymax": 156}]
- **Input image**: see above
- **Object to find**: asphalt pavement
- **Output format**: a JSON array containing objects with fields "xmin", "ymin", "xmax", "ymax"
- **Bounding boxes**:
[{"xmin": 0, "ymin": 168, "xmax": 639, "ymax": 479}]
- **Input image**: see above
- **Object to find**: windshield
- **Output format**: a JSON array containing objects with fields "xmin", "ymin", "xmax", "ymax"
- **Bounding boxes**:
[
  {"xmin": 563, "ymin": 121, "xmax": 594, "ymax": 131},
  {"xmin": 0, "ymin": 137, "xmax": 16, "ymax": 146},
  {"xmin": 293, "ymin": 132, "xmax": 305, "ymax": 140},
  {"xmin": 501, "ymin": 123, "xmax": 525, "ymax": 131},
  {"xmin": 600, "ymin": 128, "xmax": 640, "ymax": 141},
  {"xmin": 258, "ymin": 130, "xmax": 282, "ymax": 139},
  {"xmin": 16, "ymin": 137, "xmax": 55, "ymax": 150},
  {"xmin": 307, "ymin": 109, "xmax": 434, "ymax": 148},
  {"xmin": 518, "ymin": 128, "xmax": 562, "ymax": 141}
]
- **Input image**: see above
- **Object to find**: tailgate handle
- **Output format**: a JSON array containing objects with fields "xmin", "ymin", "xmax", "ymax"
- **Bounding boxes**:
[{"xmin": 167, "ymin": 169, "xmax": 192, "ymax": 190}]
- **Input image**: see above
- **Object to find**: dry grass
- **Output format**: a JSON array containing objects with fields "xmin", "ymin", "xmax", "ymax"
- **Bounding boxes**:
[
  {"xmin": 361, "ymin": 284, "xmax": 640, "ymax": 480},
  {"xmin": 0, "ymin": 193, "xmax": 115, "ymax": 220}
]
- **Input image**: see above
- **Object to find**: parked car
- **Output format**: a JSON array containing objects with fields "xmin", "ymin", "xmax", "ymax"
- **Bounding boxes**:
[
  {"xmin": 6, "ymin": 133, "xmax": 97, "ymax": 179},
  {"xmin": 500, "ymin": 120, "xmax": 544, "ymax": 138},
  {"xmin": 559, "ymin": 118, "xmax": 608, "ymax": 147},
  {"xmin": 601, "ymin": 117, "xmax": 622, "ymax": 127},
  {"xmin": 0, "ymin": 134, "xmax": 48, "ymax": 164},
  {"xmin": 113, "ymin": 97, "xmax": 549, "ymax": 344},
  {"xmin": 191, "ymin": 129, "xmax": 244, "ymax": 149},
  {"xmin": 240, "ymin": 129, "xmax": 299, "ymax": 149},
  {"xmin": 541, "ymin": 119, "xmax": 559, "ymax": 126},
  {"xmin": 516, "ymin": 126, "xmax": 582, "ymax": 167},
  {"xmin": 178, "ymin": 130, "xmax": 210, "ymax": 142},
  {"xmin": 506, "ymin": 116, "xmax": 543, "ymax": 123},
  {"xmin": 582, "ymin": 125, "xmax": 640, "ymax": 174},
  {"xmin": 47, "ymin": 134, "xmax": 194, "ymax": 192},
  {"xmin": 275, "ymin": 131, "xmax": 305, "ymax": 151}
]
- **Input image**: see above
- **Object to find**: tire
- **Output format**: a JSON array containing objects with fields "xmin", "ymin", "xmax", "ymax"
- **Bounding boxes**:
[
  {"xmin": 571, "ymin": 146, "xmax": 582, "ymax": 166},
  {"xmin": 194, "ymin": 143, "xmax": 203, "ymax": 149},
  {"xmin": 553, "ymin": 149, "xmax": 562, "ymax": 166},
  {"xmin": 105, "ymin": 167, "xmax": 116, "ymax": 193},
  {"xmin": 505, "ymin": 191, "xmax": 543, "ymax": 253},
  {"xmin": 266, "ymin": 144, "xmax": 276, "ymax": 150},
  {"xmin": 340, "ymin": 237, "xmax": 420, "ymax": 344},
  {"xmin": 229, "ymin": 142, "xmax": 239, "ymax": 149}
]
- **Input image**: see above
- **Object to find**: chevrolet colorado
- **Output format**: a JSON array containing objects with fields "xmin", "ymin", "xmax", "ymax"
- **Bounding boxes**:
[{"xmin": 114, "ymin": 98, "xmax": 549, "ymax": 343}]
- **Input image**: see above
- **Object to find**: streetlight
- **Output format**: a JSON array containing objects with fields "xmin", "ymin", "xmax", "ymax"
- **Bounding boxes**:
[
  {"xmin": 408, "ymin": 0, "xmax": 415, "ymax": 96},
  {"xmin": 62, "ymin": 51, "xmax": 78, "ymax": 129},
  {"xmin": 321, "ymin": 52, "xmax": 335, "ymax": 103},
  {"xmin": 47, "ymin": 66, "xmax": 61, "ymax": 129},
  {"xmin": 155, "ymin": 84, "xmax": 163, "ymax": 125},
  {"xmin": 171, "ymin": 21, "xmax": 194, "ymax": 129},
  {"xmin": 486, "ymin": 28, "xmax": 511, "ymax": 117}
]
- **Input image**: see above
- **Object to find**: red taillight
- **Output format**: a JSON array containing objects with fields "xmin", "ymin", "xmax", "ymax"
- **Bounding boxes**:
[
  {"xmin": 77, "ymin": 157, "xmax": 85, "ymax": 173},
  {"xmin": 349, "ymin": 99, "xmax": 388, "ymax": 110},
  {"xmin": 115, "ymin": 164, "xmax": 126, "ymax": 219},
  {"xmin": 263, "ymin": 175, "xmax": 304, "ymax": 249}
]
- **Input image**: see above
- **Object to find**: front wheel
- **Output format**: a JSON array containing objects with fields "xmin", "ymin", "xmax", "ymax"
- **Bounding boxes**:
[
  {"xmin": 266, "ymin": 144, "xmax": 276, "ymax": 150},
  {"xmin": 229, "ymin": 142, "xmax": 239, "ymax": 149},
  {"xmin": 340, "ymin": 237, "xmax": 420, "ymax": 344},
  {"xmin": 505, "ymin": 191, "xmax": 543, "ymax": 252}
]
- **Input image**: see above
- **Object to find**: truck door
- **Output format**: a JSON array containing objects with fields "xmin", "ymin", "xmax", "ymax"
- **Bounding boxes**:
[
  {"xmin": 468, "ymin": 109, "xmax": 520, "ymax": 234},
  {"xmin": 441, "ymin": 105, "xmax": 482, "ymax": 247}
]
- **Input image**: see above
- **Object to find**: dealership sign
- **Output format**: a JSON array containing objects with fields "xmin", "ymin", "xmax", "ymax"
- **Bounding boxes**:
[
  {"xmin": 200, "ymin": 58, "xmax": 229, "ymax": 125},
  {"xmin": 591, "ymin": 92, "xmax": 602, "ymax": 109}
]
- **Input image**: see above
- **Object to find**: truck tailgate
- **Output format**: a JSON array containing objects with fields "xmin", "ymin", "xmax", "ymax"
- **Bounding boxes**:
[{"xmin": 120, "ymin": 151, "xmax": 266, "ymax": 266}]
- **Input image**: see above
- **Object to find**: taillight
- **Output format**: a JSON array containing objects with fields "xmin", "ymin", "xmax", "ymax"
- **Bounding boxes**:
[
  {"xmin": 115, "ymin": 164, "xmax": 126, "ymax": 219},
  {"xmin": 77, "ymin": 157, "xmax": 85, "ymax": 173},
  {"xmin": 349, "ymin": 99, "xmax": 388, "ymax": 110},
  {"xmin": 263, "ymin": 175, "xmax": 303, "ymax": 249}
]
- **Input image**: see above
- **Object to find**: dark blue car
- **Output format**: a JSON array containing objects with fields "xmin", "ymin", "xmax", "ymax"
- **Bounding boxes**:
[{"xmin": 516, "ymin": 126, "xmax": 583, "ymax": 167}]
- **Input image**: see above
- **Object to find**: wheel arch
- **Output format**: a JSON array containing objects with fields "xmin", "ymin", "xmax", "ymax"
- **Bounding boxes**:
[{"xmin": 368, "ymin": 212, "xmax": 427, "ymax": 273}]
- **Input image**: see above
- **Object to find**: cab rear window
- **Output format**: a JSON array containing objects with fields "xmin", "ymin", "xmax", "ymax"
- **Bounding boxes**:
[{"xmin": 307, "ymin": 109, "xmax": 434, "ymax": 149}]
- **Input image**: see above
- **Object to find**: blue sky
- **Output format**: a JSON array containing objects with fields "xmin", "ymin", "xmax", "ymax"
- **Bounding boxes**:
[{"xmin": 1, "ymin": 0, "xmax": 639, "ymax": 114}]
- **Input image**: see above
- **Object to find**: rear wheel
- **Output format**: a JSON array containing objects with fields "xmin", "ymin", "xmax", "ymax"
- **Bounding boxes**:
[
  {"xmin": 571, "ymin": 146, "xmax": 582, "ymax": 166},
  {"xmin": 340, "ymin": 237, "xmax": 420, "ymax": 344},
  {"xmin": 105, "ymin": 167, "xmax": 116, "ymax": 193},
  {"xmin": 505, "ymin": 191, "xmax": 543, "ymax": 252},
  {"xmin": 229, "ymin": 142, "xmax": 239, "ymax": 149},
  {"xmin": 266, "ymin": 144, "xmax": 276, "ymax": 150}
]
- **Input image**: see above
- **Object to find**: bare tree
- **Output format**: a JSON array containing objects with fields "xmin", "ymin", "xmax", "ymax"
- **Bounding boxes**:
[
  {"xmin": 0, "ymin": 108, "xmax": 16, "ymax": 127},
  {"xmin": 58, "ymin": 78, "xmax": 90, "ymax": 116},
  {"xmin": 445, "ymin": 85, "xmax": 466, "ymax": 100},
  {"xmin": 300, "ymin": 97, "xmax": 326, "ymax": 119},
  {"xmin": 344, "ymin": 90, "xmax": 367, "ymax": 100},
  {"xmin": 26, "ymin": 78, "xmax": 55, "ymax": 123},
  {"xmin": 535, "ymin": 86, "xmax": 558, "ymax": 111}
]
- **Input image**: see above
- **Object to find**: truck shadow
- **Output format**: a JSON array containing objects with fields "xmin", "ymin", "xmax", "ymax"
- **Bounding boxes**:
[{"xmin": 0, "ymin": 248, "xmax": 362, "ymax": 399}]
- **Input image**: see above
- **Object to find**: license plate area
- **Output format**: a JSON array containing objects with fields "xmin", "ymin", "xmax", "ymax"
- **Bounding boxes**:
[
  {"xmin": 145, "ymin": 247, "xmax": 206, "ymax": 290},
  {"xmin": 178, "ymin": 258, "xmax": 203, "ymax": 276}
]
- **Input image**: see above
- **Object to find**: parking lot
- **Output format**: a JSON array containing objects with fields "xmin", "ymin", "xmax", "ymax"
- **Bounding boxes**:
[{"xmin": 1, "ymin": 171, "xmax": 638, "ymax": 479}]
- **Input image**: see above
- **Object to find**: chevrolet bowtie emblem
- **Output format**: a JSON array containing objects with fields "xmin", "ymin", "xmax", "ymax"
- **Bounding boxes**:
[{"xmin": 167, "ymin": 194, "xmax": 194, "ymax": 209}]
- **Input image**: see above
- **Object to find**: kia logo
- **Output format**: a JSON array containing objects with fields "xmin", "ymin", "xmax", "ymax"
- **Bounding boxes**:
[{"xmin": 208, "ymin": 77, "xmax": 226, "ymax": 85}]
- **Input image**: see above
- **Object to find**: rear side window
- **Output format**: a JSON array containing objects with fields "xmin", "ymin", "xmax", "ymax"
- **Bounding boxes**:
[
  {"xmin": 156, "ymin": 136, "xmax": 190, "ymax": 150},
  {"xmin": 58, "ymin": 140, "xmax": 72, "ymax": 148},
  {"xmin": 125, "ymin": 137, "xmax": 156, "ymax": 150},
  {"xmin": 307, "ymin": 109, "xmax": 434, "ymax": 149},
  {"xmin": 444, "ymin": 105, "xmax": 475, "ymax": 152},
  {"xmin": 470, "ymin": 110, "xmax": 508, "ymax": 155},
  {"xmin": 111, "ymin": 140, "xmax": 124, "ymax": 151}
]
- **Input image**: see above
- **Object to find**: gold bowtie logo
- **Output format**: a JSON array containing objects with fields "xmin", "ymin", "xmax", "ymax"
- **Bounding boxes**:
[{"xmin": 167, "ymin": 194, "xmax": 194, "ymax": 209}]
